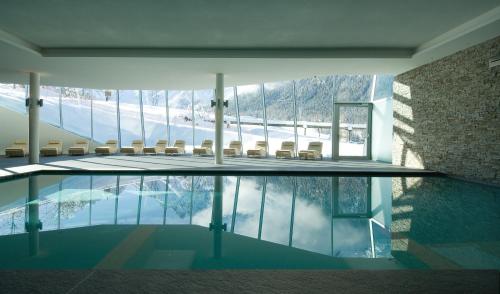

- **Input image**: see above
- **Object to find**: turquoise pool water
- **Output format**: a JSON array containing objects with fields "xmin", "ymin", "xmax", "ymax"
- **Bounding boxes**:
[{"xmin": 0, "ymin": 174, "xmax": 498, "ymax": 269}]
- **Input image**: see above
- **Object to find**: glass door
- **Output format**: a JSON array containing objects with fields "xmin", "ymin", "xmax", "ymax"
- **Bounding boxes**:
[{"xmin": 333, "ymin": 103, "xmax": 372, "ymax": 160}]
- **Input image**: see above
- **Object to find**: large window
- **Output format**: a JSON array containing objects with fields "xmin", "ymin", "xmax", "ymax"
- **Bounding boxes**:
[
  {"xmin": 61, "ymin": 88, "xmax": 91, "ymax": 138},
  {"xmin": 119, "ymin": 90, "xmax": 142, "ymax": 146},
  {"xmin": 0, "ymin": 83, "xmax": 27, "ymax": 114},
  {"xmin": 236, "ymin": 84, "xmax": 265, "ymax": 153},
  {"xmin": 334, "ymin": 75, "xmax": 372, "ymax": 102},
  {"xmin": 193, "ymin": 89, "xmax": 215, "ymax": 147},
  {"xmin": 91, "ymin": 89, "xmax": 118, "ymax": 144},
  {"xmin": 142, "ymin": 90, "xmax": 167, "ymax": 147},
  {"xmin": 264, "ymin": 81, "xmax": 295, "ymax": 156},
  {"xmin": 168, "ymin": 90, "xmax": 194, "ymax": 152},
  {"xmin": 223, "ymin": 87, "xmax": 240, "ymax": 147},
  {"xmin": 373, "ymin": 75, "xmax": 394, "ymax": 100},
  {"xmin": 40, "ymin": 86, "xmax": 60, "ymax": 126},
  {"xmin": 295, "ymin": 77, "xmax": 333, "ymax": 158}
]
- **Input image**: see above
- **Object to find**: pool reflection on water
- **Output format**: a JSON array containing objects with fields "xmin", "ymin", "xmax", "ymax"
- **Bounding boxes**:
[{"xmin": 0, "ymin": 174, "xmax": 498, "ymax": 270}]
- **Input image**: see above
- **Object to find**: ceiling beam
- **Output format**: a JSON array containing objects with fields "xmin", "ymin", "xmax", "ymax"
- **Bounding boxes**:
[
  {"xmin": 40, "ymin": 47, "xmax": 414, "ymax": 59},
  {"xmin": 414, "ymin": 5, "xmax": 500, "ymax": 56},
  {"xmin": 0, "ymin": 28, "xmax": 41, "ymax": 56}
]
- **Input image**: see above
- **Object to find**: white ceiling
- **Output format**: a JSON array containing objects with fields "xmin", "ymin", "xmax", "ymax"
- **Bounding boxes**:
[{"xmin": 0, "ymin": 0, "xmax": 499, "ymax": 89}]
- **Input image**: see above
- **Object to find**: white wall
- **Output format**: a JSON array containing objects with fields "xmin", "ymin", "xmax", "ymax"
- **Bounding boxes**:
[
  {"xmin": 0, "ymin": 106, "xmax": 99, "ymax": 155},
  {"xmin": 371, "ymin": 98, "xmax": 393, "ymax": 163}
]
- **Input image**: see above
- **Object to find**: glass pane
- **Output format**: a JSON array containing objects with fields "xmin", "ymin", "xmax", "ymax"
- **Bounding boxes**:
[
  {"xmin": 142, "ymin": 90, "xmax": 167, "ymax": 147},
  {"xmin": 292, "ymin": 177, "xmax": 332, "ymax": 255},
  {"xmin": 233, "ymin": 176, "xmax": 264, "ymax": 238},
  {"xmin": 168, "ymin": 90, "xmax": 194, "ymax": 153},
  {"xmin": 261, "ymin": 177, "xmax": 293, "ymax": 246},
  {"xmin": 222, "ymin": 176, "xmax": 237, "ymax": 228},
  {"xmin": 223, "ymin": 87, "xmax": 239, "ymax": 147},
  {"xmin": 60, "ymin": 176, "xmax": 92, "ymax": 229},
  {"xmin": 119, "ymin": 90, "xmax": 142, "ymax": 146},
  {"xmin": 264, "ymin": 81, "xmax": 296, "ymax": 157},
  {"xmin": 193, "ymin": 89, "xmax": 215, "ymax": 147},
  {"xmin": 140, "ymin": 176, "xmax": 167, "ymax": 224},
  {"xmin": 0, "ymin": 83, "xmax": 27, "ymax": 114},
  {"xmin": 338, "ymin": 106, "xmax": 368, "ymax": 157},
  {"xmin": 165, "ymin": 176, "xmax": 192, "ymax": 224},
  {"xmin": 334, "ymin": 75, "xmax": 372, "ymax": 102},
  {"xmin": 236, "ymin": 84, "xmax": 264, "ymax": 153},
  {"xmin": 61, "ymin": 88, "xmax": 91, "ymax": 137},
  {"xmin": 40, "ymin": 86, "xmax": 60, "ymax": 126},
  {"xmin": 91, "ymin": 89, "xmax": 118, "ymax": 144},
  {"xmin": 90, "ymin": 175, "xmax": 118, "ymax": 225},
  {"xmin": 296, "ymin": 77, "xmax": 332, "ymax": 158},
  {"xmin": 38, "ymin": 178, "xmax": 61, "ymax": 231},
  {"xmin": 116, "ymin": 176, "xmax": 142, "ymax": 224},
  {"xmin": 336, "ymin": 177, "xmax": 368, "ymax": 215},
  {"xmin": 373, "ymin": 75, "xmax": 394, "ymax": 100},
  {"xmin": 191, "ymin": 176, "xmax": 213, "ymax": 227},
  {"xmin": 373, "ymin": 221, "xmax": 391, "ymax": 257},
  {"xmin": 332, "ymin": 219, "xmax": 371, "ymax": 257}
]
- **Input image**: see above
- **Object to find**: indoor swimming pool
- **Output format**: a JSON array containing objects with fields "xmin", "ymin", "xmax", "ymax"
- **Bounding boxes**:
[{"xmin": 0, "ymin": 174, "xmax": 498, "ymax": 270}]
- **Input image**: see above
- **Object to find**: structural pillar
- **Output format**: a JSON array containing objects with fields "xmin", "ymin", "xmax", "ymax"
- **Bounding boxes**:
[
  {"xmin": 211, "ymin": 175, "xmax": 224, "ymax": 259},
  {"xmin": 28, "ymin": 72, "xmax": 40, "ymax": 164},
  {"xmin": 215, "ymin": 73, "xmax": 224, "ymax": 164},
  {"xmin": 27, "ymin": 176, "xmax": 41, "ymax": 256}
]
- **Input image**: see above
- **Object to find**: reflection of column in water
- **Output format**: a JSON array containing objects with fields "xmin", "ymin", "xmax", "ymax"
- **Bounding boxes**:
[
  {"xmin": 27, "ymin": 176, "xmax": 41, "ymax": 257},
  {"xmin": 211, "ymin": 176, "xmax": 224, "ymax": 259}
]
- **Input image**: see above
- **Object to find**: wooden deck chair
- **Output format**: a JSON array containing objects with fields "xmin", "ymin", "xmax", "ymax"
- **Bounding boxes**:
[
  {"xmin": 223, "ymin": 141, "xmax": 242, "ymax": 157},
  {"xmin": 95, "ymin": 139, "xmax": 118, "ymax": 155},
  {"xmin": 120, "ymin": 140, "xmax": 144, "ymax": 155},
  {"xmin": 275, "ymin": 141, "xmax": 295, "ymax": 159},
  {"xmin": 193, "ymin": 139, "xmax": 214, "ymax": 156},
  {"xmin": 143, "ymin": 139, "xmax": 168, "ymax": 155},
  {"xmin": 68, "ymin": 140, "xmax": 89, "ymax": 156},
  {"xmin": 5, "ymin": 140, "xmax": 28, "ymax": 157},
  {"xmin": 247, "ymin": 141, "xmax": 267, "ymax": 158},
  {"xmin": 165, "ymin": 140, "xmax": 186, "ymax": 155},
  {"xmin": 40, "ymin": 140, "xmax": 63, "ymax": 156},
  {"xmin": 298, "ymin": 141, "xmax": 323, "ymax": 160}
]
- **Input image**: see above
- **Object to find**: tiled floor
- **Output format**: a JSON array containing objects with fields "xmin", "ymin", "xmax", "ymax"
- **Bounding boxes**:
[{"xmin": 0, "ymin": 155, "xmax": 437, "ymax": 179}]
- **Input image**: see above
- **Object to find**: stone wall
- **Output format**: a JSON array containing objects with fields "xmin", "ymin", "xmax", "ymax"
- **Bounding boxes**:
[{"xmin": 393, "ymin": 36, "xmax": 500, "ymax": 185}]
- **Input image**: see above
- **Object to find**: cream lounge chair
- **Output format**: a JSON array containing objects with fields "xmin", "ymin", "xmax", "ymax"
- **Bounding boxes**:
[
  {"xmin": 193, "ymin": 139, "xmax": 214, "ymax": 156},
  {"xmin": 247, "ymin": 141, "xmax": 267, "ymax": 158},
  {"xmin": 223, "ymin": 141, "xmax": 242, "ymax": 157},
  {"xmin": 95, "ymin": 140, "xmax": 118, "ymax": 155},
  {"xmin": 275, "ymin": 141, "xmax": 295, "ymax": 159},
  {"xmin": 143, "ymin": 139, "xmax": 168, "ymax": 155},
  {"xmin": 68, "ymin": 140, "xmax": 89, "ymax": 156},
  {"xmin": 5, "ymin": 140, "xmax": 28, "ymax": 157},
  {"xmin": 165, "ymin": 140, "xmax": 186, "ymax": 155},
  {"xmin": 120, "ymin": 140, "xmax": 144, "ymax": 155},
  {"xmin": 40, "ymin": 140, "xmax": 63, "ymax": 156},
  {"xmin": 298, "ymin": 141, "xmax": 323, "ymax": 160}
]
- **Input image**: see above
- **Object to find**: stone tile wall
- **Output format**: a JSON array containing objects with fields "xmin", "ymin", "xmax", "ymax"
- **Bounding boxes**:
[{"xmin": 393, "ymin": 37, "xmax": 500, "ymax": 185}]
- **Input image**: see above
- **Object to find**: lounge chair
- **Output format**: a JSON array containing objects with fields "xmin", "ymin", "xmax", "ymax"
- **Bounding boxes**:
[
  {"xmin": 143, "ymin": 139, "xmax": 168, "ymax": 155},
  {"xmin": 95, "ymin": 140, "xmax": 118, "ymax": 155},
  {"xmin": 5, "ymin": 140, "xmax": 28, "ymax": 157},
  {"xmin": 40, "ymin": 140, "xmax": 63, "ymax": 156},
  {"xmin": 68, "ymin": 140, "xmax": 89, "ymax": 156},
  {"xmin": 275, "ymin": 141, "xmax": 295, "ymax": 159},
  {"xmin": 165, "ymin": 140, "xmax": 186, "ymax": 155},
  {"xmin": 298, "ymin": 141, "xmax": 323, "ymax": 160},
  {"xmin": 120, "ymin": 140, "xmax": 144, "ymax": 155},
  {"xmin": 223, "ymin": 141, "xmax": 242, "ymax": 157},
  {"xmin": 247, "ymin": 141, "xmax": 267, "ymax": 158},
  {"xmin": 193, "ymin": 139, "xmax": 214, "ymax": 156}
]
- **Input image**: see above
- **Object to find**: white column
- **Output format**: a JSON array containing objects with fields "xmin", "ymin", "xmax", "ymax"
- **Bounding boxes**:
[
  {"xmin": 215, "ymin": 73, "xmax": 224, "ymax": 164},
  {"xmin": 28, "ymin": 72, "xmax": 40, "ymax": 164}
]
